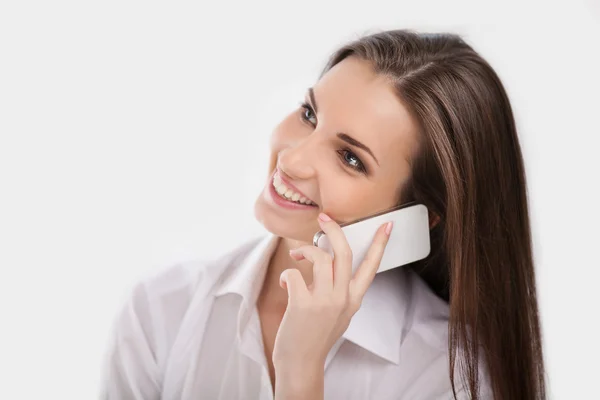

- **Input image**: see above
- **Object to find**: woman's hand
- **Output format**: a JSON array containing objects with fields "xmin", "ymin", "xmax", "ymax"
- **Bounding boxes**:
[{"xmin": 272, "ymin": 212, "xmax": 393, "ymax": 399}]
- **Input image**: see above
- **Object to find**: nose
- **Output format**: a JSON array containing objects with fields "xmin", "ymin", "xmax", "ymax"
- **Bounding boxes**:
[{"xmin": 276, "ymin": 138, "xmax": 318, "ymax": 181}]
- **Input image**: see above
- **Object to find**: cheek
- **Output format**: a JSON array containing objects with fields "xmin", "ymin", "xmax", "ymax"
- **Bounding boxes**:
[
  {"xmin": 319, "ymin": 177, "xmax": 399, "ymax": 223},
  {"xmin": 317, "ymin": 174, "xmax": 367, "ymax": 219}
]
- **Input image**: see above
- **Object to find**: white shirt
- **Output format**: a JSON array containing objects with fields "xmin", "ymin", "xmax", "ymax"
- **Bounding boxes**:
[{"xmin": 101, "ymin": 233, "xmax": 492, "ymax": 399}]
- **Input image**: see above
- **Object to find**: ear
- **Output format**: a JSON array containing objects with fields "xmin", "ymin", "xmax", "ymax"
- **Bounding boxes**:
[{"xmin": 429, "ymin": 212, "xmax": 441, "ymax": 229}]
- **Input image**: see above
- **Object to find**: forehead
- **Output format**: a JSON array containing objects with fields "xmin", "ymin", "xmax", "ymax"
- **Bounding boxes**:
[{"xmin": 313, "ymin": 57, "xmax": 420, "ymax": 168}]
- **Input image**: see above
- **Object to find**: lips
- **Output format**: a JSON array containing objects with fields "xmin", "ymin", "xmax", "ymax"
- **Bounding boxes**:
[{"xmin": 273, "ymin": 169, "xmax": 318, "ymax": 206}]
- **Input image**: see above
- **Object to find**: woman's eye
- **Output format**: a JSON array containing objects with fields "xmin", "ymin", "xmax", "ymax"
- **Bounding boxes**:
[
  {"xmin": 297, "ymin": 102, "xmax": 367, "ymax": 175},
  {"xmin": 299, "ymin": 102, "xmax": 317, "ymax": 125},
  {"xmin": 337, "ymin": 149, "xmax": 367, "ymax": 174}
]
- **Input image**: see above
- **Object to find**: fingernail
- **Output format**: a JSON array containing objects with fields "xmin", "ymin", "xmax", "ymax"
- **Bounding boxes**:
[
  {"xmin": 385, "ymin": 221, "xmax": 393, "ymax": 236},
  {"xmin": 318, "ymin": 213, "xmax": 331, "ymax": 222}
]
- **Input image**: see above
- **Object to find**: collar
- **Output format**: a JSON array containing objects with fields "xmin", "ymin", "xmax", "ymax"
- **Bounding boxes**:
[
  {"xmin": 214, "ymin": 233, "xmax": 411, "ymax": 365},
  {"xmin": 214, "ymin": 233, "xmax": 279, "ymax": 305},
  {"xmin": 342, "ymin": 267, "xmax": 411, "ymax": 364}
]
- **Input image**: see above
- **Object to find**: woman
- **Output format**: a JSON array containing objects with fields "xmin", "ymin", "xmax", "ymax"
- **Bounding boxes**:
[{"xmin": 101, "ymin": 29, "xmax": 546, "ymax": 399}]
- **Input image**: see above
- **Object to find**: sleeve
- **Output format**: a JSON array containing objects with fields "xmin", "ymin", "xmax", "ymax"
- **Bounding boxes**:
[{"xmin": 99, "ymin": 280, "xmax": 162, "ymax": 400}]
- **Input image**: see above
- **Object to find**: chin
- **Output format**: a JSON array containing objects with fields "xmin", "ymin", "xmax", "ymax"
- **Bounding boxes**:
[{"xmin": 253, "ymin": 195, "xmax": 315, "ymax": 244}]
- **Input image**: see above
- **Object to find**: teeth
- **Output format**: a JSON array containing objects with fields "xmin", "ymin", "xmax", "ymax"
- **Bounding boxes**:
[{"xmin": 272, "ymin": 173, "xmax": 315, "ymax": 206}]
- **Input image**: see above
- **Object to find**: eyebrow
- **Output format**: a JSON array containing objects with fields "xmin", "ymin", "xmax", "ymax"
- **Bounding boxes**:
[
  {"xmin": 337, "ymin": 133, "xmax": 380, "ymax": 166},
  {"xmin": 307, "ymin": 87, "xmax": 380, "ymax": 166}
]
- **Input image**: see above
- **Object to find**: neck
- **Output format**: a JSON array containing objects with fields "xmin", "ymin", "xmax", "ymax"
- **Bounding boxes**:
[{"xmin": 260, "ymin": 236, "xmax": 315, "ymax": 309}]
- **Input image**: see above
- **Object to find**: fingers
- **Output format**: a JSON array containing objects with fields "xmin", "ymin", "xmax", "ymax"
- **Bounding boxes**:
[
  {"xmin": 289, "ymin": 245, "xmax": 334, "ymax": 293},
  {"xmin": 316, "ymin": 213, "xmax": 353, "ymax": 290},
  {"xmin": 279, "ymin": 268, "xmax": 309, "ymax": 301},
  {"xmin": 351, "ymin": 221, "xmax": 393, "ymax": 298},
  {"xmin": 287, "ymin": 213, "xmax": 390, "ymax": 309}
]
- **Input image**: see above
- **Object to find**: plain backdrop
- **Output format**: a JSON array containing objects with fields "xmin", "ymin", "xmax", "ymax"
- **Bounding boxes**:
[{"xmin": 1, "ymin": 1, "xmax": 599, "ymax": 398}]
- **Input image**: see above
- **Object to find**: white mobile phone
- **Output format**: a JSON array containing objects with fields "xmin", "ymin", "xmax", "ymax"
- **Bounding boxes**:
[{"xmin": 312, "ymin": 202, "xmax": 431, "ymax": 274}]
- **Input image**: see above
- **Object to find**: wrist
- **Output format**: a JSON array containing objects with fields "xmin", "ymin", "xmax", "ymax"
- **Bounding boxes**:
[{"xmin": 274, "ymin": 360, "xmax": 325, "ymax": 399}]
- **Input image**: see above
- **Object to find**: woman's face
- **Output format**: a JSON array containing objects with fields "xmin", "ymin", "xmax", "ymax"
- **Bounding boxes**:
[{"xmin": 254, "ymin": 56, "xmax": 421, "ymax": 243}]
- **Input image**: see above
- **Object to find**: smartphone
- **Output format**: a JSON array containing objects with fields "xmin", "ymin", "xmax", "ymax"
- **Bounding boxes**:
[{"xmin": 312, "ymin": 202, "xmax": 431, "ymax": 274}]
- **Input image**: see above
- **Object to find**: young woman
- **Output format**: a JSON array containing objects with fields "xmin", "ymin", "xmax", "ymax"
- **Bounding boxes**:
[{"xmin": 102, "ymin": 29, "xmax": 546, "ymax": 400}]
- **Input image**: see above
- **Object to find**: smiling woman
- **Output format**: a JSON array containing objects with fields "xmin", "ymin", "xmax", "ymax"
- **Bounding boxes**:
[{"xmin": 101, "ymin": 29, "xmax": 546, "ymax": 400}]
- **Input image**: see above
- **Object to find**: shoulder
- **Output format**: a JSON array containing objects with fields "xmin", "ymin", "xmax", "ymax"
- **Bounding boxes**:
[
  {"xmin": 137, "ymin": 234, "xmax": 263, "ymax": 312},
  {"xmin": 111, "ymin": 235, "xmax": 264, "ymax": 352},
  {"xmin": 101, "ymin": 236, "xmax": 266, "ymax": 396}
]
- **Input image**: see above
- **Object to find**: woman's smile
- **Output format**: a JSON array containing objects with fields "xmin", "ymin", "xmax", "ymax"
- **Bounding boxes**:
[{"xmin": 268, "ymin": 169, "xmax": 319, "ymax": 210}]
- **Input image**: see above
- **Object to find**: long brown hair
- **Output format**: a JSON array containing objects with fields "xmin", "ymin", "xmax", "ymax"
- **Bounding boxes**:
[{"xmin": 319, "ymin": 30, "xmax": 546, "ymax": 399}]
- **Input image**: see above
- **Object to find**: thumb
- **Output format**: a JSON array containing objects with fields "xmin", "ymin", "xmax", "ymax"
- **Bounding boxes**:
[{"xmin": 279, "ymin": 268, "xmax": 309, "ymax": 301}]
